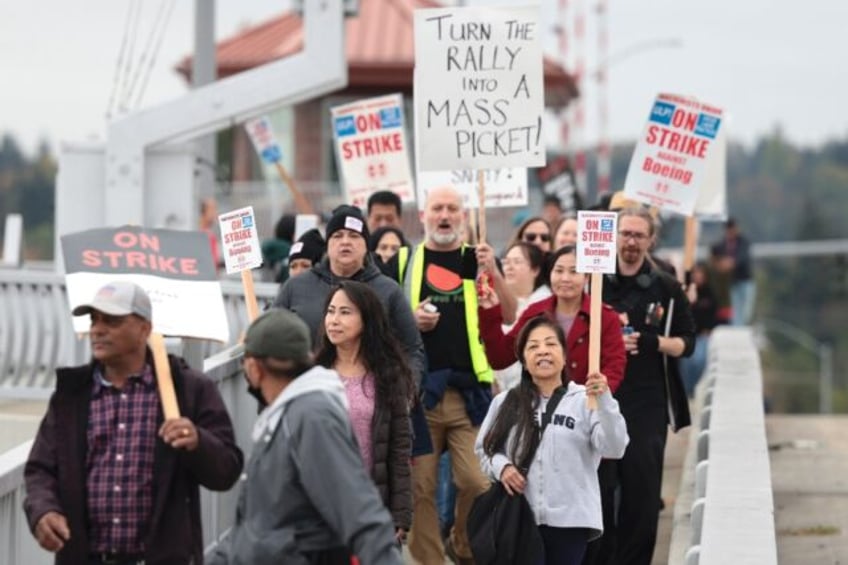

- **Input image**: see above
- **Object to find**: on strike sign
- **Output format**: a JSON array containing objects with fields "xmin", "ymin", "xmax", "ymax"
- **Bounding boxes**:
[
  {"xmin": 414, "ymin": 5, "xmax": 546, "ymax": 171},
  {"xmin": 61, "ymin": 226, "xmax": 229, "ymax": 342},
  {"xmin": 576, "ymin": 211, "xmax": 617, "ymax": 274},
  {"xmin": 245, "ymin": 116, "xmax": 283, "ymax": 164},
  {"xmin": 218, "ymin": 206, "xmax": 263, "ymax": 275},
  {"xmin": 623, "ymin": 93, "xmax": 723, "ymax": 215},
  {"xmin": 331, "ymin": 94, "xmax": 415, "ymax": 207}
]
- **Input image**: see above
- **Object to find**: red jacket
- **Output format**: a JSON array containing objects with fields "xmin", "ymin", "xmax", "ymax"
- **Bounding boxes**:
[{"xmin": 479, "ymin": 293, "xmax": 626, "ymax": 392}]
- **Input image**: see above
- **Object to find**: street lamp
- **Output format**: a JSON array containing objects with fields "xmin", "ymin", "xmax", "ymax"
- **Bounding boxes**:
[
  {"xmin": 756, "ymin": 317, "xmax": 834, "ymax": 414},
  {"xmin": 593, "ymin": 37, "xmax": 682, "ymax": 196}
]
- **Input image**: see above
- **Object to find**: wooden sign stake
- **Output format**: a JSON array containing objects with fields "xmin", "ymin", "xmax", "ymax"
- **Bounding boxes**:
[
  {"xmin": 274, "ymin": 162, "xmax": 314, "ymax": 215},
  {"xmin": 148, "ymin": 332, "xmax": 180, "ymax": 419},
  {"xmin": 241, "ymin": 269, "xmax": 260, "ymax": 323},
  {"xmin": 587, "ymin": 273, "xmax": 603, "ymax": 410},
  {"xmin": 476, "ymin": 170, "xmax": 487, "ymax": 244}
]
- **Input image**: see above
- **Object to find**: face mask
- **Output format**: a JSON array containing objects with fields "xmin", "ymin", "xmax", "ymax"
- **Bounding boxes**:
[{"xmin": 244, "ymin": 374, "xmax": 267, "ymax": 411}]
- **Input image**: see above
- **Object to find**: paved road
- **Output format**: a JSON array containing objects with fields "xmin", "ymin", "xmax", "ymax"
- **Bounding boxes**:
[{"xmin": 768, "ymin": 414, "xmax": 848, "ymax": 565}]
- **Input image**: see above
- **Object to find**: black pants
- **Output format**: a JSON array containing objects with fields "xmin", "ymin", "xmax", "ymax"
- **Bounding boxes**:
[
  {"xmin": 581, "ymin": 459, "xmax": 618, "ymax": 565},
  {"xmin": 613, "ymin": 415, "xmax": 667, "ymax": 565},
  {"xmin": 304, "ymin": 547, "xmax": 350, "ymax": 565},
  {"xmin": 538, "ymin": 526, "xmax": 590, "ymax": 565}
]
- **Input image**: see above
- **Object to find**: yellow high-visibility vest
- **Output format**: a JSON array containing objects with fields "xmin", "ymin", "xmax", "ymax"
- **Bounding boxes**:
[{"xmin": 400, "ymin": 243, "xmax": 493, "ymax": 384}]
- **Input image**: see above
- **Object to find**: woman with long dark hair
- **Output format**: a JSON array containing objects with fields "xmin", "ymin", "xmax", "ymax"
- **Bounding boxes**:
[
  {"xmin": 315, "ymin": 280, "xmax": 415, "ymax": 541},
  {"xmin": 475, "ymin": 316, "xmax": 629, "ymax": 565}
]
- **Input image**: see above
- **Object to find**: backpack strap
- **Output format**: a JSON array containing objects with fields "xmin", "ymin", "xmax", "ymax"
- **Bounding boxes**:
[{"xmin": 518, "ymin": 386, "xmax": 567, "ymax": 473}]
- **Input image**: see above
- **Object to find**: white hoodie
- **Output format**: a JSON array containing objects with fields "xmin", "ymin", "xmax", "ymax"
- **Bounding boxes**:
[{"xmin": 475, "ymin": 381, "xmax": 629, "ymax": 539}]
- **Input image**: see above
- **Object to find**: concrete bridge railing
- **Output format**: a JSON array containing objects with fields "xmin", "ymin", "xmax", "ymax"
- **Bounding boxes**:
[{"xmin": 670, "ymin": 326, "xmax": 778, "ymax": 565}]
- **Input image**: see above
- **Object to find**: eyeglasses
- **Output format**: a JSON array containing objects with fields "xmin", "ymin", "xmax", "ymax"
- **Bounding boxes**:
[
  {"xmin": 523, "ymin": 233, "xmax": 550, "ymax": 243},
  {"xmin": 618, "ymin": 230, "xmax": 649, "ymax": 242}
]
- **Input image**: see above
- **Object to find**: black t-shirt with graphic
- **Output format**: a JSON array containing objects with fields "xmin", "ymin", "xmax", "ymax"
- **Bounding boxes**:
[{"xmin": 420, "ymin": 247, "xmax": 478, "ymax": 373}]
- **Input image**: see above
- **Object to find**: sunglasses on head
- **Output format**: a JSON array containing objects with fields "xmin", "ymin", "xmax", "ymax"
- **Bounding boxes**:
[{"xmin": 523, "ymin": 233, "xmax": 550, "ymax": 243}]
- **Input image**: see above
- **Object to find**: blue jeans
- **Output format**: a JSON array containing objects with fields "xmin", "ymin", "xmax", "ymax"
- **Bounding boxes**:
[
  {"xmin": 731, "ymin": 279, "xmax": 755, "ymax": 326},
  {"xmin": 437, "ymin": 451, "xmax": 456, "ymax": 531}
]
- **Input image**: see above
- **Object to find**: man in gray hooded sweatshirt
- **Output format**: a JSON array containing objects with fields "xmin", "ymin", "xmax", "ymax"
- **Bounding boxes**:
[{"xmin": 209, "ymin": 309, "xmax": 402, "ymax": 565}]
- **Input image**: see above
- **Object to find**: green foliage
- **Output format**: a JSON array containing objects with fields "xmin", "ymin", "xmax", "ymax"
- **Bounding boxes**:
[{"xmin": 0, "ymin": 134, "xmax": 56, "ymax": 260}]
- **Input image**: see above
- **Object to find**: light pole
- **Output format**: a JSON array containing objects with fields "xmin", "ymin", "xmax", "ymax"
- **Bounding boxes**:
[
  {"xmin": 756, "ymin": 317, "xmax": 834, "ymax": 414},
  {"xmin": 592, "ymin": 37, "xmax": 682, "ymax": 197}
]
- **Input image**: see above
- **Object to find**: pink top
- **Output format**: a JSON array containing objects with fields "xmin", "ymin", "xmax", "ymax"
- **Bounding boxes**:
[{"xmin": 340, "ymin": 372, "xmax": 376, "ymax": 473}]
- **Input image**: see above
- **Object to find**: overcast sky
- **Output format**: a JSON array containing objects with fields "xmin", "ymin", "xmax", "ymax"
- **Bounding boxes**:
[{"xmin": 2, "ymin": 0, "xmax": 847, "ymax": 155}]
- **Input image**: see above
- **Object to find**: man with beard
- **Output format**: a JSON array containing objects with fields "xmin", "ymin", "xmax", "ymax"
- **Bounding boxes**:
[
  {"xmin": 597, "ymin": 206, "xmax": 695, "ymax": 565},
  {"xmin": 398, "ymin": 185, "xmax": 493, "ymax": 565}
]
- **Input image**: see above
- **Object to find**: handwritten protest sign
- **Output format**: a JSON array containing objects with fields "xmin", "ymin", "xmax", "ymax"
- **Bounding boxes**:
[
  {"xmin": 218, "ymin": 206, "xmax": 263, "ymax": 275},
  {"xmin": 623, "ymin": 93, "xmax": 723, "ymax": 215},
  {"xmin": 417, "ymin": 167, "xmax": 527, "ymax": 208},
  {"xmin": 414, "ymin": 5, "xmax": 546, "ymax": 171},
  {"xmin": 331, "ymin": 94, "xmax": 415, "ymax": 207},
  {"xmin": 576, "ymin": 211, "xmax": 618, "ymax": 274},
  {"xmin": 62, "ymin": 226, "xmax": 229, "ymax": 342}
]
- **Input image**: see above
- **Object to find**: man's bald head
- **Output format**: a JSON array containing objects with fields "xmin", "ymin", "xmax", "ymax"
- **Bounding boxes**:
[{"xmin": 421, "ymin": 185, "xmax": 466, "ymax": 250}]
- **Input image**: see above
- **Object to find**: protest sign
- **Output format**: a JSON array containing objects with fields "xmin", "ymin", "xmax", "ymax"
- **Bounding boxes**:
[
  {"xmin": 692, "ymin": 127, "xmax": 727, "ymax": 219},
  {"xmin": 414, "ymin": 5, "xmax": 546, "ymax": 171},
  {"xmin": 537, "ymin": 155, "xmax": 584, "ymax": 214},
  {"xmin": 244, "ymin": 116, "xmax": 314, "ymax": 214},
  {"xmin": 245, "ymin": 116, "xmax": 283, "ymax": 164},
  {"xmin": 218, "ymin": 206, "xmax": 263, "ymax": 275},
  {"xmin": 62, "ymin": 226, "xmax": 229, "ymax": 342},
  {"xmin": 294, "ymin": 214, "xmax": 320, "ymax": 240},
  {"xmin": 417, "ymin": 167, "xmax": 527, "ymax": 208},
  {"xmin": 576, "ymin": 210, "xmax": 618, "ymax": 410},
  {"xmin": 331, "ymin": 94, "xmax": 415, "ymax": 207},
  {"xmin": 623, "ymin": 93, "xmax": 723, "ymax": 215},
  {"xmin": 576, "ymin": 211, "xmax": 618, "ymax": 274}
]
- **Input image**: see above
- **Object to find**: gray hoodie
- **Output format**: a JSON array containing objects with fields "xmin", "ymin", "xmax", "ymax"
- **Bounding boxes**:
[
  {"xmin": 273, "ymin": 258, "xmax": 426, "ymax": 385},
  {"xmin": 208, "ymin": 366, "xmax": 403, "ymax": 565}
]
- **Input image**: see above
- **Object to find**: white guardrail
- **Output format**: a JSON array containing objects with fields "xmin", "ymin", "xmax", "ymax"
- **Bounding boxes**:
[
  {"xmin": 669, "ymin": 326, "xmax": 778, "ymax": 565},
  {"xmin": 0, "ymin": 268, "xmax": 278, "ymax": 398}
]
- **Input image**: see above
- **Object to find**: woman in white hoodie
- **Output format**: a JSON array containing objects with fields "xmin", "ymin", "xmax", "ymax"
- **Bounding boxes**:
[{"xmin": 475, "ymin": 316, "xmax": 629, "ymax": 565}]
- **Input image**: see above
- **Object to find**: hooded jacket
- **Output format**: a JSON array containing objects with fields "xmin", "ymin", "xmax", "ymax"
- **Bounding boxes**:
[
  {"xmin": 273, "ymin": 258, "xmax": 426, "ymax": 384},
  {"xmin": 475, "ymin": 382, "xmax": 629, "ymax": 540},
  {"xmin": 208, "ymin": 366, "xmax": 402, "ymax": 565}
]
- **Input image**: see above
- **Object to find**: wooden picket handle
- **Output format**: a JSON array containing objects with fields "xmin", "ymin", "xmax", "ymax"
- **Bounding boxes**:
[
  {"xmin": 683, "ymin": 216, "xmax": 698, "ymax": 284},
  {"xmin": 274, "ymin": 162, "xmax": 314, "ymax": 215},
  {"xmin": 476, "ymin": 170, "xmax": 487, "ymax": 244},
  {"xmin": 148, "ymin": 332, "xmax": 180, "ymax": 420},
  {"xmin": 587, "ymin": 273, "xmax": 603, "ymax": 410},
  {"xmin": 241, "ymin": 269, "xmax": 260, "ymax": 323}
]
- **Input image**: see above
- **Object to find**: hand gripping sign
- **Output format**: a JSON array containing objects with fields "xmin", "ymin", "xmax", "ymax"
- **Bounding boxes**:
[
  {"xmin": 576, "ymin": 211, "xmax": 618, "ymax": 410},
  {"xmin": 62, "ymin": 226, "xmax": 230, "ymax": 419}
]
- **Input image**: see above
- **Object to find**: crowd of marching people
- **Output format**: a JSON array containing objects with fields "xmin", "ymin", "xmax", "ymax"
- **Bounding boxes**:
[{"xmin": 25, "ymin": 185, "xmax": 749, "ymax": 565}]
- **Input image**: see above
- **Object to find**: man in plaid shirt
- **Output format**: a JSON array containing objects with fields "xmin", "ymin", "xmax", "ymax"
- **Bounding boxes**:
[{"xmin": 24, "ymin": 281, "xmax": 243, "ymax": 565}]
